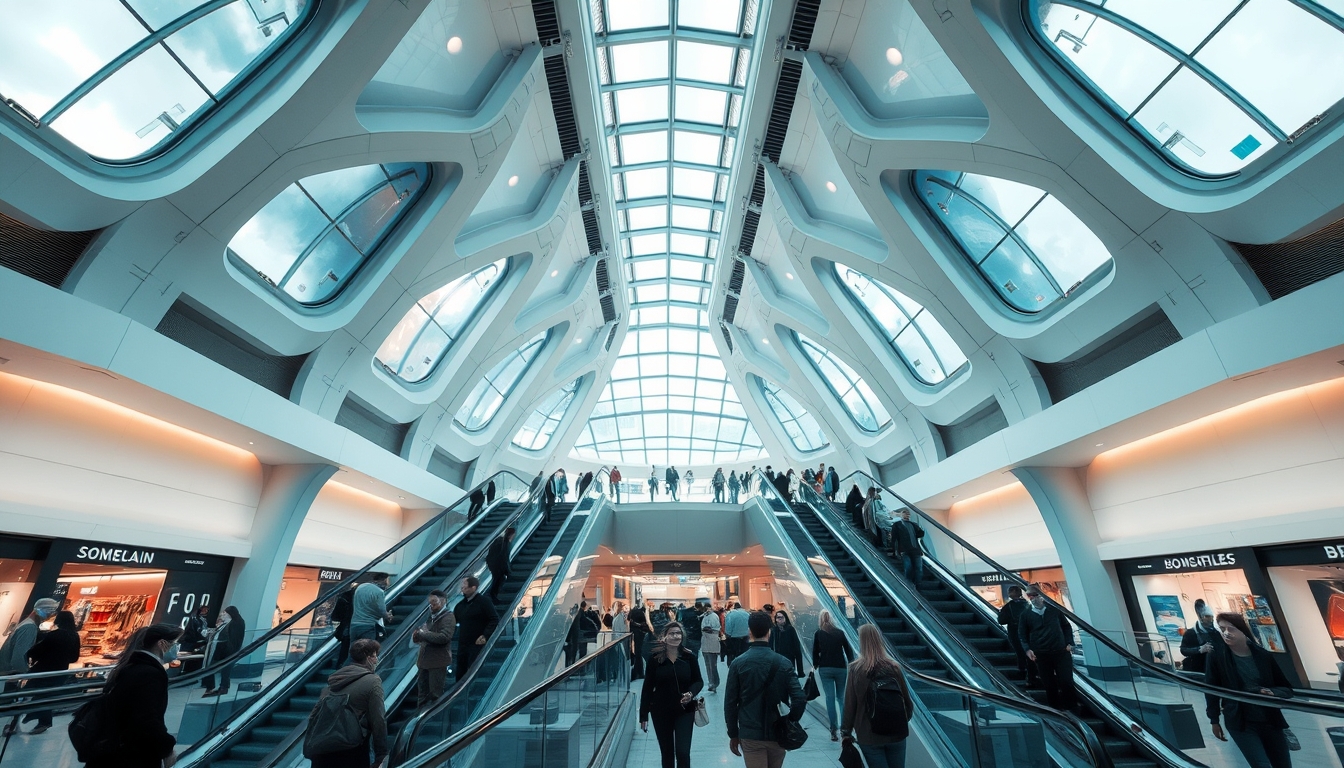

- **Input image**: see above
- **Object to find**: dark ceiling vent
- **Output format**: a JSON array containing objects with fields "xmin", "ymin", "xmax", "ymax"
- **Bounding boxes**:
[
  {"xmin": 1232, "ymin": 215, "xmax": 1344, "ymax": 300},
  {"xmin": 0, "ymin": 212, "xmax": 100, "ymax": 289},
  {"xmin": 155, "ymin": 298, "xmax": 307, "ymax": 398},
  {"xmin": 532, "ymin": 0, "xmax": 562, "ymax": 51},
  {"xmin": 595, "ymin": 258, "xmax": 610, "ymax": 293},
  {"xmin": 737, "ymin": 210, "xmax": 761, "ymax": 256},
  {"xmin": 933, "ymin": 399, "xmax": 1008, "ymax": 458},
  {"xmin": 749, "ymin": 165, "xmax": 766, "ymax": 207},
  {"xmin": 581, "ymin": 204, "xmax": 602, "ymax": 253},
  {"xmin": 728, "ymin": 258, "xmax": 746, "ymax": 293},
  {"xmin": 600, "ymin": 293, "xmax": 616, "ymax": 323},
  {"xmin": 720, "ymin": 322, "xmax": 735, "ymax": 353},
  {"xmin": 1034, "ymin": 306, "xmax": 1182, "ymax": 404},
  {"xmin": 788, "ymin": 0, "xmax": 821, "ymax": 49},
  {"xmin": 723, "ymin": 293, "xmax": 740, "ymax": 324},
  {"xmin": 428, "ymin": 446, "xmax": 474, "ymax": 488},
  {"xmin": 336, "ymin": 395, "xmax": 410, "ymax": 456},
  {"xmin": 760, "ymin": 59, "xmax": 803, "ymax": 163},
  {"xmin": 542, "ymin": 49, "xmax": 582, "ymax": 159},
  {"xmin": 874, "ymin": 448, "xmax": 918, "ymax": 488},
  {"xmin": 605, "ymin": 323, "xmax": 619, "ymax": 351}
]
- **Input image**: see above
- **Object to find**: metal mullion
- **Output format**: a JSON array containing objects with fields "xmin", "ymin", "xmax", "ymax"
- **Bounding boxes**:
[
  {"xmin": 615, "ymin": 159, "xmax": 726, "ymax": 175},
  {"xmin": 664, "ymin": 0, "xmax": 679, "ymax": 323},
  {"xmin": 618, "ymin": 196, "xmax": 724, "ymax": 211},
  {"xmin": 608, "ymin": 119, "xmax": 735, "ymax": 137},
  {"xmin": 602, "ymin": 79, "xmax": 743, "ymax": 96},
  {"xmin": 631, "ymin": 300, "xmax": 706, "ymax": 311},
  {"xmin": 623, "ymin": 226, "xmax": 721, "ymax": 241},
  {"xmin": 1289, "ymin": 0, "xmax": 1344, "ymax": 31},
  {"xmin": 899, "ymin": 311, "xmax": 953, "ymax": 384},
  {"xmin": 628, "ymin": 252, "xmax": 716, "ymax": 265},
  {"xmin": 277, "ymin": 178, "xmax": 392, "ymax": 288},
  {"xmin": 600, "ymin": 27, "xmax": 748, "ymax": 48}
]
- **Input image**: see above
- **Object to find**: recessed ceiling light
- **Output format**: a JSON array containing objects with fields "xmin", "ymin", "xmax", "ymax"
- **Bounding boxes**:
[
  {"xmin": 785, "ymin": 272, "xmax": 794, "ymax": 280},
  {"xmin": 447, "ymin": 36, "xmax": 463, "ymax": 54},
  {"xmin": 248, "ymin": 441, "xmax": 254, "ymax": 445},
  {"xmin": 951, "ymin": 494, "xmax": 958, "ymax": 498},
  {"xmin": 397, "ymin": 495, "xmax": 405, "ymax": 500},
  {"xmin": 886, "ymin": 47, "xmax": 903, "ymax": 66},
  {"xmin": 1095, "ymin": 443, "xmax": 1104, "ymax": 447},
  {"xmin": 574, "ymin": 337, "xmax": 583, "ymax": 344},
  {"xmin": 508, "ymin": 175, "xmax": 519, "ymax": 187},
  {"xmin": 762, "ymin": 338, "xmax": 769, "ymax": 345},
  {"xmin": 825, "ymin": 181, "xmax": 837, "ymax": 193},
  {"xmin": 551, "ymin": 269, "xmax": 559, "ymax": 277}
]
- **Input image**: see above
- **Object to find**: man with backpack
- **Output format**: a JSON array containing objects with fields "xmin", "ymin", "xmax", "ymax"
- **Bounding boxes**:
[
  {"xmin": 723, "ymin": 611, "xmax": 807, "ymax": 767},
  {"xmin": 304, "ymin": 638, "xmax": 388, "ymax": 767}
]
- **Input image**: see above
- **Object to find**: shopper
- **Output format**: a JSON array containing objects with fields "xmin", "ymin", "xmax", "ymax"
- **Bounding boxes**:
[
  {"xmin": 825, "ymin": 467, "xmax": 839, "ymax": 502},
  {"xmin": 23, "ymin": 610, "xmax": 80, "ymax": 733},
  {"xmin": 812, "ymin": 610, "xmax": 853, "ymax": 741},
  {"xmin": 712, "ymin": 468, "xmax": 726, "ymax": 502},
  {"xmin": 412, "ymin": 589, "xmax": 454, "ymax": 710},
  {"xmin": 555, "ymin": 469, "xmax": 569, "ymax": 501},
  {"xmin": 1180, "ymin": 606, "xmax": 1220, "ymax": 675},
  {"xmin": 862, "ymin": 488, "xmax": 888, "ymax": 548},
  {"xmin": 724, "ymin": 611, "xmax": 807, "ymax": 768},
  {"xmin": 350, "ymin": 573, "xmax": 393, "ymax": 646},
  {"xmin": 640, "ymin": 622, "xmax": 704, "ymax": 768},
  {"xmin": 680, "ymin": 604, "xmax": 704, "ymax": 654},
  {"xmin": 611, "ymin": 466, "xmax": 623, "ymax": 503},
  {"xmin": 453, "ymin": 576, "xmax": 498, "ymax": 682},
  {"xmin": 331, "ymin": 584, "xmax": 356, "ymax": 665},
  {"xmin": 841, "ymin": 623, "xmax": 914, "ymax": 768},
  {"xmin": 486, "ymin": 479, "xmax": 496, "ymax": 504},
  {"xmin": 543, "ymin": 471, "xmax": 558, "ymax": 519},
  {"xmin": 310, "ymin": 638, "xmax": 388, "ymax": 768},
  {"xmin": 728, "ymin": 471, "xmax": 741, "ymax": 504},
  {"xmin": 890, "ymin": 509, "xmax": 925, "ymax": 587},
  {"xmin": 1204, "ymin": 612, "xmax": 1294, "ymax": 768},
  {"xmin": 701, "ymin": 607, "xmax": 723, "ymax": 693},
  {"xmin": 180, "ymin": 605, "xmax": 210, "ymax": 655},
  {"xmin": 0, "ymin": 597, "xmax": 57, "ymax": 679},
  {"xmin": 203, "ymin": 606, "xmax": 246, "ymax": 697},
  {"xmin": 723, "ymin": 602, "xmax": 750, "ymax": 665},
  {"xmin": 666, "ymin": 466, "xmax": 680, "ymax": 501},
  {"xmin": 629, "ymin": 602, "xmax": 652, "ymax": 680},
  {"xmin": 467, "ymin": 486, "xmax": 485, "ymax": 520},
  {"xmin": 769, "ymin": 611, "xmax": 806, "ymax": 678},
  {"xmin": 486, "ymin": 526, "xmax": 516, "ymax": 602},
  {"xmin": 578, "ymin": 470, "xmax": 594, "ymax": 498},
  {"xmin": 997, "ymin": 586, "xmax": 1037, "ymax": 687},
  {"xmin": 649, "ymin": 470, "xmax": 660, "ymax": 501},
  {"xmin": 79, "ymin": 624, "xmax": 181, "ymax": 768},
  {"xmin": 1018, "ymin": 586, "xmax": 1077, "ymax": 710}
]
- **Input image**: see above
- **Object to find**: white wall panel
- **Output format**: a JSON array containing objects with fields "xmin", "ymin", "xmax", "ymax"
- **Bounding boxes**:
[
  {"xmin": 946, "ymin": 481, "xmax": 1059, "ymax": 569},
  {"xmin": 290, "ymin": 480, "xmax": 404, "ymax": 569}
]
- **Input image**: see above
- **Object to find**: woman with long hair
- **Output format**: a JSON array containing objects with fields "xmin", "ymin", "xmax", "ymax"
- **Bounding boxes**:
[
  {"xmin": 24, "ymin": 610, "xmax": 80, "ymax": 733},
  {"xmin": 841, "ymin": 624, "xmax": 914, "ymax": 768},
  {"xmin": 639, "ymin": 622, "xmax": 704, "ymax": 768},
  {"xmin": 628, "ymin": 603, "xmax": 650, "ymax": 680},
  {"xmin": 83, "ymin": 624, "xmax": 182, "ymax": 768},
  {"xmin": 812, "ymin": 609, "xmax": 854, "ymax": 741},
  {"xmin": 204, "ymin": 605, "xmax": 246, "ymax": 696},
  {"xmin": 1206, "ymin": 612, "xmax": 1294, "ymax": 768},
  {"xmin": 769, "ymin": 610, "xmax": 805, "ymax": 678}
]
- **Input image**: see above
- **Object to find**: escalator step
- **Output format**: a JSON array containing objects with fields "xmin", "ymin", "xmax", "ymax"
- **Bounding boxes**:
[
  {"xmin": 288, "ymin": 695, "xmax": 319, "ymax": 711},
  {"xmin": 250, "ymin": 725, "xmax": 296, "ymax": 742},
  {"xmin": 270, "ymin": 711, "xmax": 307, "ymax": 726},
  {"xmin": 226, "ymin": 743, "xmax": 279, "ymax": 761}
]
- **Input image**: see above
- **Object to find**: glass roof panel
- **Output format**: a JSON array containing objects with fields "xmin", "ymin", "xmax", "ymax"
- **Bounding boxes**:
[
  {"xmin": 376, "ymin": 259, "xmax": 507, "ymax": 383},
  {"xmin": 627, "ymin": 205, "xmax": 669, "ymax": 230},
  {"xmin": 455, "ymin": 331, "xmax": 548, "ymax": 431},
  {"xmin": 677, "ymin": 0, "xmax": 742, "ymax": 33},
  {"xmin": 606, "ymin": 0, "xmax": 669, "ymax": 30},
  {"xmin": 755, "ymin": 376, "xmax": 829, "ymax": 453},
  {"xmin": 835, "ymin": 263, "xmax": 968, "ymax": 386},
  {"xmin": 676, "ymin": 42, "xmax": 736, "ymax": 84},
  {"xmin": 796, "ymin": 333, "xmax": 892, "ymax": 433},
  {"xmin": 610, "ymin": 41, "xmax": 669, "ymax": 82},
  {"xmin": 674, "ymin": 85, "xmax": 728, "ymax": 124},
  {"xmin": 615, "ymin": 85, "xmax": 669, "ymax": 123},
  {"xmin": 673, "ymin": 167, "xmax": 717, "ymax": 199},
  {"xmin": 512, "ymin": 378, "xmax": 582, "ymax": 451},
  {"xmin": 674, "ymin": 131, "xmax": 723, "ymax": 165},
  {"xmin": 671, "ymin": 205, "xmax": 713, "ymax": 230},
  {"xmin": 623, "ymin": 167, "xmax": 668, "ymax": 199},
  {"xmin": 619, "ymin": 131, "xmax": 669, "ymax": 165}
]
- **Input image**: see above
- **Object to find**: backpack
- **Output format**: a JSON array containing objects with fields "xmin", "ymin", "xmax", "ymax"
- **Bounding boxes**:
[
  {"xmin": 303, "ymin": 686, "xmax": 368, "ymax": 757},
  {"xmin": 866, "ymin": 671, "xmax": 909, "ymax": 738},
  {"xmin": 68, "ymin": 693, "xmax": 119, "ymax": 760}
]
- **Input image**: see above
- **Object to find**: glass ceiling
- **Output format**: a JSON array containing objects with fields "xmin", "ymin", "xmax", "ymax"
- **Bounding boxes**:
[
  {"xmin": 513, "ymin": 377, "xmax": 584, "ymax": 452},
  {"xmin": 754, "ymin": 375, "xmax": 829, "ymax": 453},
  {"xmin": 572, "ymin": 0, "xmax": 768, "ymax": 466}
]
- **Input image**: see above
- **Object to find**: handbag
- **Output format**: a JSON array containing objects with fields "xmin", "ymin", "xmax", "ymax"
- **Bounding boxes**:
[
  {"xmin": 803, "ymin": 671, "xmax": 821, "ymax": 701},
  {"xmin": 763, "ymin": 664, "xmax": 808, "ymax": 750},
  {"xmin": 839, "ymin": 739, "xmax": 865, "ymax": 768},
  {"xmin": 673, "ymin": 655, "xmax": 709, "ymax": 727}
]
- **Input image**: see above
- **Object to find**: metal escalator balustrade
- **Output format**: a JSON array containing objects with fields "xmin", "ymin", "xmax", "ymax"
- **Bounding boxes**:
[
  {"xmin": 829, "ymin": 471, "xmax": 1344, "ymax": 767},
  {"xmin": 0, "ymin": 471, "xmax": 535, "ymax": 768}
]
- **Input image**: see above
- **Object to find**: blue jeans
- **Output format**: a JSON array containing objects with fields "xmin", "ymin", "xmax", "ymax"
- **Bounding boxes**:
[
  {"xmin": 1228, "ymin": 724, "xmax": 1292, "ymax": 768},
  {"xmin": 900, "ymin": 553, "xmax": 922, "ymax": 586},
  {"xmin": 817, "ymin": 667, "xmax": 847, "ymax": 730},
  {"xmin": 860, "ymin": 742, "xmax": 907, "ymax": 768}
]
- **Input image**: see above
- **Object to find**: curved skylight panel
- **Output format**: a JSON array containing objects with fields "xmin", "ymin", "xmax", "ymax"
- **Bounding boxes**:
[
  {"xmin": 0, "ymin": 0, "xmax": 313, "ymax": 161},
  {"xmin": 754, "ymin": 376, "xmax": 830, "ymax": 453},
  {"xmin": 375, "ymin": 259, "xmax": 508, "ymax": 384},
  {"xmin": 455, "ymin": 331, "xmax": 548, "ymax": 431},
  {"xmin": 512, "ymin": 378, "xmax": 583, "ymax": 451},
  {"xmin": 228, "ymin": 163, "xmax": 431, "ymax": 306},
  {"xmin": 1031, "ymin": 0, "xmax": 1344, "ymax": 176},
  {"xmin": 795, "ymin": 334, "xmax": 893, "ymax": 433},
  {"xmin": 913, "ymin": 170, "xmax": 1112, "ymax": 314},
  {"xmin": 835, "ymin": 265, "xmax": 968, "ymax": 386}
]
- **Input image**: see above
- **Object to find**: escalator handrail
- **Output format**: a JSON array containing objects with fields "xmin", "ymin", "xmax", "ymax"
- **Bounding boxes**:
[
  {"xmin": 839, "ymin": 470, "xmax": 1344, "ymax": 716},
  {"xmin": 0, "ymin": 470, "xmax": 534, "ymax": 713},
  {"xmin": 389, "ymin": 467, "xmax": 611, "ymax": 764},
  {"xmin": 749, "ymin": 472, "xmax": 1116, "ymax": 768},
  {"xmin": 398, "ymin": 634, "xmax": 633, "ymax": 768}
]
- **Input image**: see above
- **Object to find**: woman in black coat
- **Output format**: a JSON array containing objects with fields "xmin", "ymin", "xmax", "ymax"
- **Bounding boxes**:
[
  {"xmin": 769, "ymin": 610, "xmax": 806, "ymax": 678},
  {"xmin": 83, "ymin": 624, "xmax": 182, "ymax": 768},
  {"xmin": 845, "ymin": 485, "xmax": 865, "ymax": 529},
  {"xmin": 1204, "ymin": 612, "xmax": 1294, "ymax": 768},
  {"xmin": 204, "ymin": 605, "xmax": 246, "ymax": 696},
  {"xmin": 639, "ymin": 622, "xmax": 704, "ymax": 768},
  {"xmin": 628, "ymin": 604, "xmax": 651, "ymax": 680},
  {"xmin": 24, "ymin": 610, "xmax": 81, "ymax": 732}
]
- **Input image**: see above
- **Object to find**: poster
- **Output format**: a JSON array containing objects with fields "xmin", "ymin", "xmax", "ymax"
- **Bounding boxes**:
[
  {"xmin": 1147, "ymin": 595, "xmax": 1186, "ymax": 643},
  {"xmin": 1308, "ymin": 579, "xmax": 1344, "ymax": 662},
  {"xmin": 1230, "ymin": 593, "xmax": 1287, "ymax": 653}
]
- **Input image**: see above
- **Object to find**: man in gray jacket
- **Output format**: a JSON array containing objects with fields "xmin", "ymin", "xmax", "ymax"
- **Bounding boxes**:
[
  {"xmin": 412, "ymin": 589, "xmax": 454, "ymax": 709},
  {"xmin": 724, "ymin": 611, "xmax": 807, "ymax": 767},
  {"xmin": 0, "ymin": 598, "xmax": 58, "ymax": 678}
]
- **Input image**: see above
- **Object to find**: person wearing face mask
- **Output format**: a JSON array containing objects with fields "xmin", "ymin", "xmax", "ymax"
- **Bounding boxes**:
[
  {"xmin": 412, "ymin": 589, "xmax": 454, "ymax": 710},
  {"xmin": 80, "ymin": 623, "xmax": 182, "ymax": 768},
  {"xmin": 309, "ymin": 638, "xmax": 388, "ymax": 768},
  {"xmin": 1180, "ymin": 606, "xmax": 1221, "ymax": 675},
  {"xmin": 640, "ymin": 622, "xmax": 704, "ymax": 768},
  {"xmin": 23, "ymin": 610, "xmax": 80, "ymax": 734},
  {"xmin": 203, "ymin": 606, "xmax": 246, "ymax": 697},
  {"xmin": 1017, "ymin": 586, "xmax": 1078, "ymax": 711},
  {"xmin": 1204, "ymin": 612, "xmax": 1294, "ymax": 768},
  {"xmin": 769, "ymin": 611, "xmax": 806, "ymax": 678},
  {"xmin": 0, "ymin": 598, "xmax": 60, "ymax": 736}
]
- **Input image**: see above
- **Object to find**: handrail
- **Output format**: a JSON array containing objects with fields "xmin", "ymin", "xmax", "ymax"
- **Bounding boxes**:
[
  {"xmin": 0, "ymin": 470, "xmax": 534, "ymax": 713},
  {"xmin": 838, "ymin": 469, "xmax": 1344, "ymax": 716},
  {"xmin": 399, "ymin": 635, "xmax": 633, "ymax": 768},
  {"xmin": 749, "ymin": 472, "xmax": 1115, "ymax": 768}
]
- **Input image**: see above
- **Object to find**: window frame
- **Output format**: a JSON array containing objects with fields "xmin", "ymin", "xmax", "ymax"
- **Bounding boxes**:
[
  {"xmin": 752, "ymin": 375, "xmax": 830, "ymax": 454},
  {"xmin": 453, "ymin": 330, "xmax": 551, "ymax": 433}
]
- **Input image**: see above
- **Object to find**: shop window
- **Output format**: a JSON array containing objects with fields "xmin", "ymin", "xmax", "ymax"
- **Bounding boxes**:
[
  {"xmin": 455, "ymin": 331, "xmax": 548, "ymax": 431},
  {"xmin": 754, "ymin": 375, "xmax": 829, "ymax": 453},
  {"xmin": 228, "ymin": 163, "xmax": 432, "ymax": 307},
  {"xmin": 834, "ymin": 264, "xmax": 969, "ymax": 386},
  {"xmin": 793, "ymin": 333, "xmax": 892, "ymax": 434},
  {"xmin": 912, "ymin": 169, "xmax": 1112, "ymax": 315},
  {"xmin": 1028, "ymin": 0, "xmax": 1344, "ymax": 177},
  {"xmin": 0, "ymin": 1, "xmax": 316, "ymax": 162},
  {"xmin": 375, "ymin": 258, "xmax": 508, "ymax": 384},
  {"xmin": 512, "ymin": 377, "xmax": 583, "ymax": 451},
  {"xmin": 61, "ymin": 565, "xmax": 167, "ymax": 662}
]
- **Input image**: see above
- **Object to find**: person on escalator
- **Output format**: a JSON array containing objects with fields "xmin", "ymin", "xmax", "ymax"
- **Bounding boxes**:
[
  {"xmin": 350, "ymin": 574, "xmax": 393, "ymax": 646},
  {"xmin": 845, "ymin": 485, "xmax": 865, "ymax": 530},
  {"xmin": 468, "ymin": 486, "xmax": 485, "ymax": 520},
  {"xmin": 889, "ymin": 509, "xmax": 925, "ymax": 588},
  {"xmin": 486, "ymin": 479, "xmax": 496, "ymax": 504},
  {"xmin": 309, "ymin": 638, "xmax": 388, "ymax": 768},
  {"xmin": 413, "ymin": 590, "xmax": 454, "ymax": 710},
  {"xmin": 1205, "ymin": 612, "xmax": 1295, "ymax": 768},
  {"xmin": 486, "ymin": 527, "xmax": 516, "ymax": 603},
  {"xmin": 812, "ymin": 610, "xmax": 853, "ymax": 741},
  {"xmin": 1018, "ymin": 586, "xmax": 1078, "ymax": 711},
  {"xmin": 79, "ymin": 624, "xmax": 182, "ymax": 768},
  {"xmin": 452, "ymin": 576, "xmax": 498, "ymax": 683},
  {"xmin": 23, "ymin": 610, "xmax": 80, "ymax": 734},
  {"xmin": 203, "ymin": 606, "xmax": 246, "ymax": 697},
  {"xmin": 769, "ymin": 611, "xmax": 806, "ymax": 679},
  {"xmin": 825, "ymin": 467, "xmax": 840, "ymax": 502},
  {"xmin": 861, "ymin": 488, "xmax": 887, "ymax": 548},
  {"xmin": 1180, "ymin": 605, "xmax": 1220, "ymax": 675},
  {"xmin": 997, "ymin": 586, "xmax": 1038, "ymax": 688},
  {"xmin": 331, "ymin": 585, "xmax": 356, "ymax": 666}
]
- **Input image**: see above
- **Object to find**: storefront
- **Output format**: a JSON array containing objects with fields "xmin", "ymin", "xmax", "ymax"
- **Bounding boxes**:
[
  {"xmin": 965, "ymin": 567, "xmax": 1071, "ymax": 610},
  {"xmin": 0, "ymin": 535, "xmax": 48, "ymax": 648},
  {"xmin": 1260, "ymin": 541, "xmax": 1344, "ymax": 689},
  {"xmin": 277, "ymin": 565, "xmax": 351, "ymax": 630}
]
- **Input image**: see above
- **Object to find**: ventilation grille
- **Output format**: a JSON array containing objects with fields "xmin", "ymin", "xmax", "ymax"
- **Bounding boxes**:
[
  {"xmin": 875, "ymin": 448, "xmax": 918, "ymax": 488},
  {"xmin": 723, "ymin": 293, "xmax": 740, "ymax": 324},
  {"xmin": 532, "ymin": 0, "xmax": 562, "ymax": 50},
  {"xmin": 605, "ymin": 323, "xmax": 619, "ymax": 351},
  {"xmin": 934, "ymin": 399, "xmax": 1008, "ymax": 457},
  {"xmin": 581, "ymin": 206, "xmax": 602, "ymax": 253},
  {"xmin": 749, "ymin": 164, "xmax": 766, "ymax": 207},
  {"xmin": 788, "ymin": 0, "xmax": 821, "ymax": 49},
  {"xmin": 737, "ymin": 210, "xmax": 761, "ymax": 256},
  {"xmin": 600, "ymin": 293, "xmax": 616, "ymax": 323},
  {"xmin": 595, "ymin": 258, "xmax": 610, "ymax": 293},
  {"xmin": 1035, "ymin": 307, "xmax": 1182, "ymax": 403},
  {"xmin": 155, "ymin": 299, "xmax": 307, "ymax": 398},
  {"xmin": 336, "ymin": 395, "xmax": 410, "ymax": 456},
  {"xmin": 428, "ymin": 447, "xmax": 473, "ymax": 488},
  {"xmin": 720, "ymin": 322, "xmax": 735, "ymax": 352},
  {"xmin": 0, "ymin": 213, "xmax": 99, "ymax": 288},
  {"xmin": 728, "ymin": 258, "xmax": 746, "ymax": 293},
  {"xmin": 761, "ymin": 59, "xmax": 803, "ymax": 163},
  {"xmin": 1232, "ymin": 215, "xmax": 1344, "ymax": 300}
]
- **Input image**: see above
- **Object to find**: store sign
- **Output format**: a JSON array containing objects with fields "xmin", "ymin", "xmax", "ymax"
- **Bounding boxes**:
[
  {"xmin": 1258, "ymin": 540, "xmax": 1344, "ymax": 567},
  {"xmin": 75, "ymin": 545, "xmax": 157, "ymax": 565},
  {"xmin": 1120, "ymin": 548, "xmax": 1251, "ymax": 575},
  {"xmin": 1161, "ymin": 552, "xmax": 1237, "ymax": 570},
  {"xmin": 319, "ymin": 570, "xmax": 346, "ymax": 582},
  {"xmin": 965, "ymin": 572, "xmax": 1021, "ymax": 587}
]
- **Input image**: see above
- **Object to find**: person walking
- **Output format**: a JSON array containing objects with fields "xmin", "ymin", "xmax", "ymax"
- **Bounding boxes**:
[
  {"xmin": 629, "ymin": 602, "xmax": 652, "ymax": 680},
  {"xmin": 80, "ymin": 624, "xmax": 182, "ymax": 768},
  {"xmin": 825, "ymin": 467, "xmax": 839, "ymax": 502},
  {"xmin": 890, "ymin": 509, "xmax": 925, "ymax": 587},
  {"xmin": 203, "ymin": 605, "xmax": 246, "ymax": 696},
  {"xmin": 467, "ymin": 486, "xmax": 485, "ymax": 520},
  {"xmin": 486, "ymin": 479, "xmax": 496, "ymax": 504},
  {"xmin": 744, "ymin": 468, "xmax": 755, "ymax": 496},
  {"xmin": 649, "ymin": 470, "xmax": 660, "ymax": 501},
  {"xmin": 1180, "ymin": 605, "xmax": 1220, "ymax": 674},
  {"xmin": 412, "ymin": 589, "xmax": 454, "ymax": 710},
  {"xmin": 728, "ymin": 471, "xmax": 741, "ymax": 504},
  {"xmin": 769, "ymin": 611, "xmax": 806, "ymax": 679},
  {"xmin": 611, "ymin": 466, "xmax": 623, "ymax": 503},
  {"xmin": 845, "ymin": 485, "xmax": 865, "ymax": 530},
  {"xmin": 666, "ymin": 466, "xmax": 681, "ymax": 501},
  {"xmin": 684, "ymin": 470, "xmax": 695, "ymax": 498},
  {"xmin": 723, "ymin": 602, "xmax": 750, "ymax": 666},
  {"xmin": 724, "ymin": 611, "xmax": 807, "ymax": 768},
  {"xmin": 330, "ymin": 584, "xmax": 356, "ymax": 666},
  {"xmin": 578, "ymin": 471, "xmax": 594, "ymax": 498},
  {"xmin": 486, "ymin": 526, "xmax": 516, "ymax": 602},
  {"xmin": 812, "ymin": 610, "xmax": 853, "ymax": 741},
  {"xmin": 641, "ymin": 622, "xmax": 704, "ymax": 768},
  {"xmin": 23, "ymin": 609, "xmax": 80, "ymax": 733},
  {"xmin": 0, "ymin": 597, "xmax": 57, "ymax": 682},
  {"xmin": 713, "ymin": 468, "xmax": 726, "ymax": 503},
  {"xmin": 1205, "ymin": 612, "xmax": 1294, "ymax": 768},
  {"xmin": 841, "ymin": 623, "xmax": 914, "ymax": 768},
  {"xmin": 680, "ymin": 604, "xmax": 704, "ymax": 654},
  {"xmin": 309, "ymin": 638, "xmax": 388, "ymax": 768},
  {"xmin": 1018, "ymin": 586, "xmax": 1078, "ymax": 711},
  {"xmin": 453, "ymin": 576, "xmax": 498, "ymax": 682},
  {"xmin": 350, "ymin": 573, "xmax": 393, "ymax": 645},
  {"xmin": 997, "ymin": 585, "xmax": 1037, "ymax": 687},
  {"xmin": 701, "ymin": 607, "xmax": 723, "ymax": 693},
  {"xmin": 554, "ymin": 469, "xmax": 570, "ymax": 503}
]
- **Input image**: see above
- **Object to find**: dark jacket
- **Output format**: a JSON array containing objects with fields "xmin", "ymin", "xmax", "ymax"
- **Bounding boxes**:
[
  {"xmin": 331, "ymin": 589, "xmax": 354, "ymax": 638},
  {"xmin": 890, "ymin": 518, "xmax": 924, "ymax": 556},
  {"xmin": 1204, "ymin": 643, "xmax": 1292, "ymax": 730},
  {"xmin": 486, "ymin": 480, "xmax": 496, "ymax": 503},
  {"xmin": 210, "ymin": 615, "xmax": 246, "ymax": 662},
  {"xmin": 723, "ymin": 642, "xmax": 807, "ymax": 740},
  {"xmin": 845, "ymin": 487, "xmax": 864, "ymax": 523},
  {"xmin": 180, "ymin": 614, "xmax": 209, "ymax": 652},
  {"xmin": 486, "ymin": 535, "xmax": 511, "ymax": 575},
  {"xmin": 320, "ymin": 665, "xmax": 388, "ymax": 762},
  {"xmin": 1018, "ymin": 605, "xmax": 1072, "ymax": 654},
  {"xmin": 1180, "ymin": 622, "xmax": 1220, "ymax": 674},
  {"xmin": 812, "ymin": 627, "xmax": 853, "ymax": 669},
  {"xmin": 86, "ymin": 651, "xmax": 175, "ymax": 768},
  {"xmin": 629, "ymin": 607, "xmax": 650, "ymax": 636},
  {"xmin": 773, "ymin": 473, "xmax": 791, "ymax": 500},
  {"xmin": 841, "ymin": 662, "xmax": 914, "ymax": 746},
  {"xmin": 997, "ymin": 597, "xmax": 1030, "ymax": 641},
  {"xmin": 470, "ymin": 488, "xmax": 485, "ymax": 506},
  {"xmin": 27, "ymin": 626, "xmax": 80, "ymax": 673},
  {"xmin": 453, "ymin": 593, "xmax": 499, "ymax": 647},
  {"xmin": 770, "ymin": 624, "xmax": 806, "ymax": 677},
  {"xmin": 415, "ymin": 607, "xmax": 455, "ymax": 670},
  {"xmin": 640, "ymin": 648, "xmax": 704, "ymax": 721}
]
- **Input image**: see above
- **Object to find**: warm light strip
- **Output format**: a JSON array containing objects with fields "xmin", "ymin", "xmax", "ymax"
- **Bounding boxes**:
[{"xmin": 325, "ymin": 480, "xmax": 404, "ymax": 512}]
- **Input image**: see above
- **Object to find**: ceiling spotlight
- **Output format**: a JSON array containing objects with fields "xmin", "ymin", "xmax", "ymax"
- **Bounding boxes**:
[
  {"xmin": 248, "ymin": 441, "xmax": 254, "ymax": 445},
  {"xmin": 886, "ymin": 47, "xmax": 903, "ymax": 66},
  {"xmin": 574, "ymin": 337, "xmax": 583, "ymax": 344},
  {"xmin": 551, "ymin": 269, "xmax": 559, "ymax": 277},
  {"xmin": 951, "ymin": 494, "xmax": 958, "ymax": 499},
  {"xmin": 508, "ymin": 175, "xmax": 519, "ymax": 187},
  {"xmin": 825, "ymin": 181, "xmax": 837, "ymax": 193},
  {"xmin": 785, "ymin": 272, "xmax": 794, "ymax": 280},
  {"xmin": 1095, "ymin": 442, "xmax": 1104, "ymax": 447},
  {"xmin": 447, "ymin": 36, "xmax": 463, "ymax": 54},
  {"xmin": 397, "ymin": 495, "xmax": 405, "ymax": 500},
  {"xmin": 762, "ymin": 338, "xmax": 770, "ymax": 345}
]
